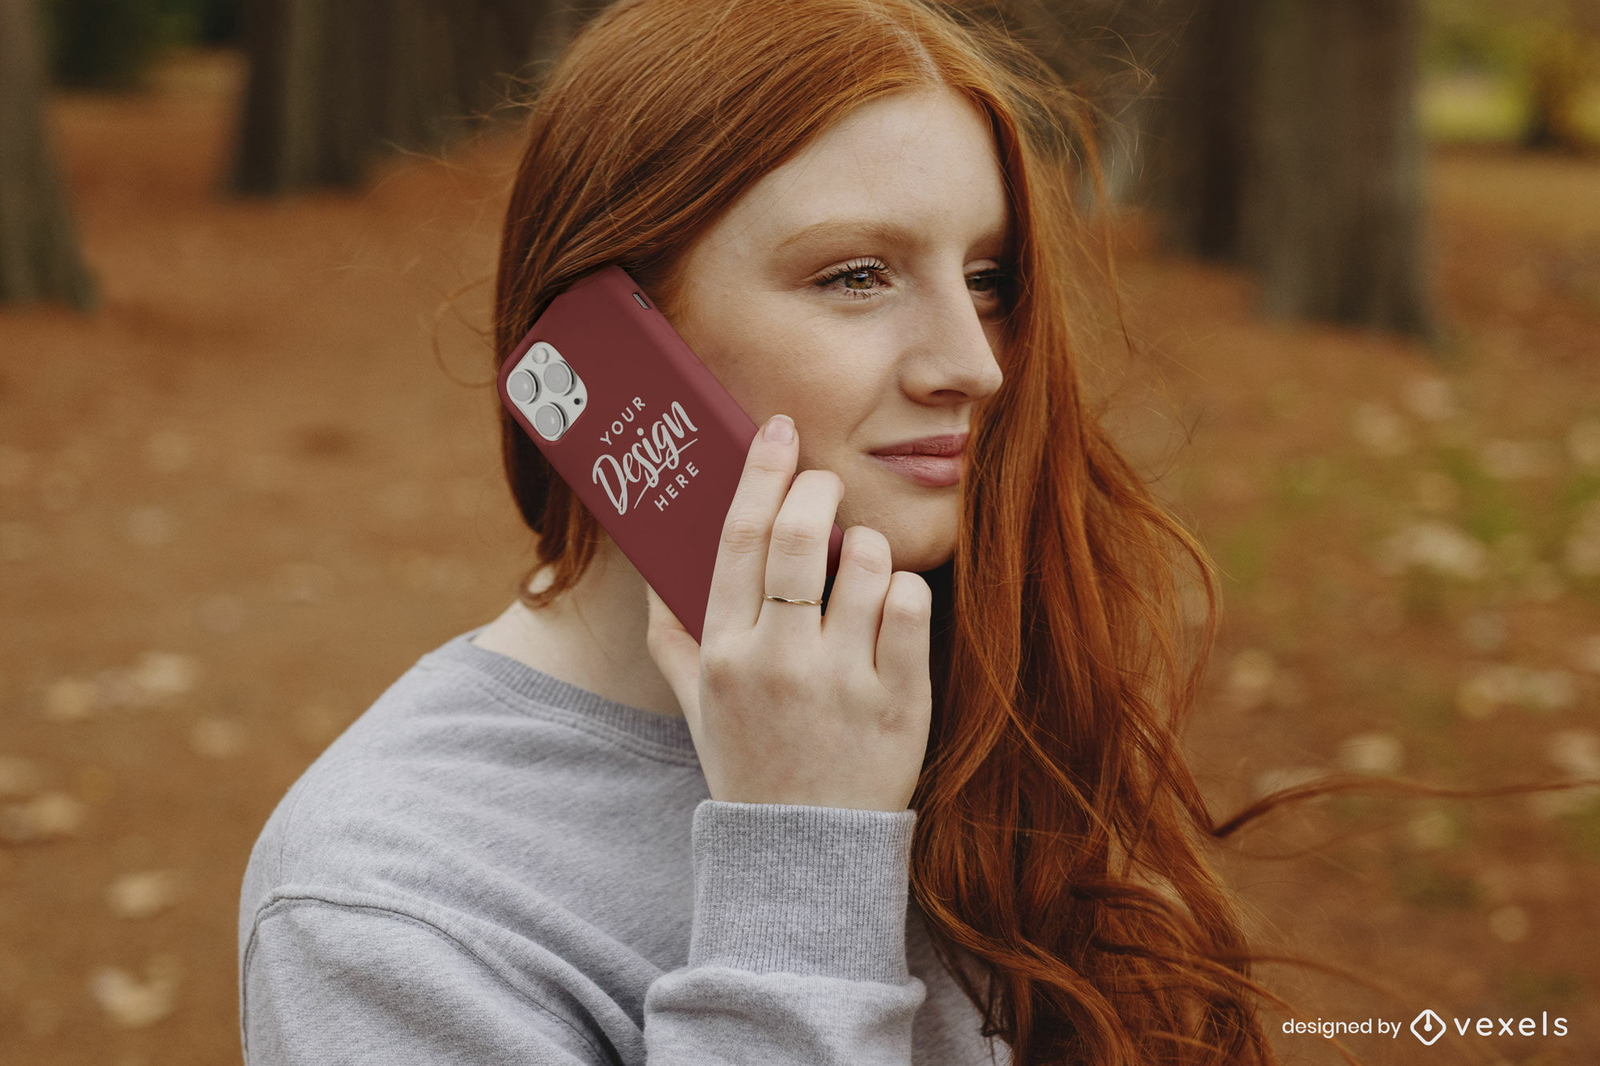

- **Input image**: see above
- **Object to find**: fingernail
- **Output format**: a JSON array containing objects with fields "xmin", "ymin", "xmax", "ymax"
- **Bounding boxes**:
[{"xmin": 763, "ymin": 414, "xmax": 795, "ymax": 443}]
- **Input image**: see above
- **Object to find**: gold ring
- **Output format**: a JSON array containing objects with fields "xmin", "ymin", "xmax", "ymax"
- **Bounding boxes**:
[{"xmin": 764, "ymin": 594, "xmax": 821, "ymax": 606}]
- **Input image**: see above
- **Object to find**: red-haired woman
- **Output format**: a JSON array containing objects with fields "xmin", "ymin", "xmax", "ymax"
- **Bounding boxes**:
[{"xmin": 239, "ymin": 1, "xmax": 1277, "ymax": 1063}]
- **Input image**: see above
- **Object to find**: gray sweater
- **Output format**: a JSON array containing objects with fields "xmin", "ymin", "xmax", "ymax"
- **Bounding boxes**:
[{"xmin": 238, "ymin": 627, "xmax": 1009, "ymax": 1064}]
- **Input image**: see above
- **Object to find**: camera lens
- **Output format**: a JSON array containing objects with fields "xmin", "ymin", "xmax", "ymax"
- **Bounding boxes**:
[
  {"xmin": 508, "ymin": 370, "xmax": 538, "ymax": 404},
  {"xmin": 542, "ymin": 360, "xmax": 574, "ymax": 395},
  {"xmin": 532, "ymin": 403, "xmax": 566, "ymax": 438}
]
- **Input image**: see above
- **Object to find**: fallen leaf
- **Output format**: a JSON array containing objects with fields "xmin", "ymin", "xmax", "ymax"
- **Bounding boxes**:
[
  {"xmin": 124, "ymin": 506, "xmax": 174, "ymax": 548},
  {"xmin": 1336, "ymin": 732, "xmax": 1403, "ymax": 775},
  {"xmin": 88, "ymin": 955, "xmax": 180, "ymax": 1028},
  {"xmin": 43, "ymin": 678, "xmax": 98, "ymax": 721},
  {"xmin": 1351, "ymin": 401, "xmax": 1411, "ymax": 456},
  {"xmin": 142, "ymin": 431, "xmax": 194, "ymax": 474},
  {"xmin": 1253, "ymin": 766, "xmax": 1323, "ymax": 800},
  {"xmin": 0, "ymin": 792, "xmax": 88, "ymax": 842},
  {"xmin": 129, "ymin": 652, "xmax": 199, "ymax": 700},
  {"xmin": 189, "ymin": 718, "xmax": 246, "ymax": 759},
  {"xmin": 107, "ymin": 870, "xmax": 188, "ymax": 920},
  {"xmin": 1225, "ymin": 648, "xmax": 1276, "ymax": 712},
  {"xmin": 1488, "ymin": 904, "xmax": 1529, "ymax": 944}
]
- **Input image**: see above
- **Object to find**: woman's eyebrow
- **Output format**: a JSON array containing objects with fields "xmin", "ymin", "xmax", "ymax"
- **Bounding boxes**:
[
  {"xmin": 775, "ymin": 217, "xmax": 918, "ymax": 252},
  {"xmin": 775, "ymin": 216, "xmax": 1009, "ymax": 254}
]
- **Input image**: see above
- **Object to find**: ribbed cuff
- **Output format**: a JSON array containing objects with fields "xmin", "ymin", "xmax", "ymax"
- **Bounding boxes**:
[{"xmin": 687, "ymin": 800, "xmax": 917, "ymax": 984}]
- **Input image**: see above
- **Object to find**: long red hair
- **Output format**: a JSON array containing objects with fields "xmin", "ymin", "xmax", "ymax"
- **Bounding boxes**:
[{"xmin": 494, "ymin": 1, "xmax": 1275, "ymax": 1062}]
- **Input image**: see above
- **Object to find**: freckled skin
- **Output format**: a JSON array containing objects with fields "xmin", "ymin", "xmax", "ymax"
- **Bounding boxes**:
[{"xmin": 667, "ymin": 88, "xmax": 1010, "ymax": 573}]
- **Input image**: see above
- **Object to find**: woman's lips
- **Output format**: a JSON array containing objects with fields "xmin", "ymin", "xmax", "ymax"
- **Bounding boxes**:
[{"xmin": 870, "ymin": 452, "xmax": 963, "ymax": 488}]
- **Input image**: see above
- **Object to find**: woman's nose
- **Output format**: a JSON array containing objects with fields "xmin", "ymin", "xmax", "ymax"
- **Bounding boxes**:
[{"xmin": 901, "ymin": 276, "xmax": 1005, "ymax": 403}]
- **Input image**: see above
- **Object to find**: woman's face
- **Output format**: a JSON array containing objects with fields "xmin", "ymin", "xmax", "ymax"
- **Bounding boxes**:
[{"xmin": 666, "ymin": 88, "xmax": 1010, "ymax": 573}]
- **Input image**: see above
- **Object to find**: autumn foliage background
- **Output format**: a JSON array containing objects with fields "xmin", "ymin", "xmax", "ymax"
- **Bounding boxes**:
[{"xmin": 2, "ymin": 1, "xmax": 1600, "ymax": 1064}]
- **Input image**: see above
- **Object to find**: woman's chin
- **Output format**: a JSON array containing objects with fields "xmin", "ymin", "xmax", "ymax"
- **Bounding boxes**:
[
  {"xmin": 835, "ymin": 473, "xmax": 959, "ymax": 572},
  {"xmin": 881, "ymin": 526, "xmax": 957, "ymax": 575}
]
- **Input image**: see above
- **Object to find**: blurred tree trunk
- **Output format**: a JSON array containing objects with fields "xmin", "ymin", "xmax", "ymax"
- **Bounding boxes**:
[
  {"xmin": 1251, "ymin": 0, "xmax": 1437, "ymax": 338},
  {"xmin": 233, "ymin": 0, "xmax": 572, "ymax": 193},
  {"xmin": 1146, "ymin": 0, "xmax": 1438, "ymax": 339},
  {"xmin": 1523, "ymin": 27, "xmax": 1584, "ymax": 150},
  {"xmin": 948, "ymin": 0, "xmax": 1185, "ymax": 209},
  {"xmin": 0, "ymin": 0, "xmax": 97, "ymax": 309},
  {"xmin": 1145, "ymin": 0, "xmax": 1255, "ymax": 261}
]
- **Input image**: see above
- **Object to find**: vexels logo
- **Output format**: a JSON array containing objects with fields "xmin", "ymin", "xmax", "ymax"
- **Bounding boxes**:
[
  {"xmin": 1407, "ymin": 1008, "xmax": 1568, "ymax": 1044},
  {"xmin": 1410, "ymin": 1009, "xmax": 1445, "ymax": 1046},
  {"xmin": 1285, "ymin": 1009, "xmax": 1570, "ymax": 1045}
]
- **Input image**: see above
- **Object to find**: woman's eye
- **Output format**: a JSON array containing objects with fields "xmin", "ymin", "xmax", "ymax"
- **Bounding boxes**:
[
  {"xmin": 814, "ymin": 259, "xmax": 891, "ymax": 299},
  {"xmin": 969, "ymin": 270, "xmax": 1012, "ymax": 323},
  {"xmin": 968, "ymin": 269, "xmax": 1010, "ymax": 297},
  {"xmin": 812, "ymin": 261, "xmax": 1012, "ymax": 306}
]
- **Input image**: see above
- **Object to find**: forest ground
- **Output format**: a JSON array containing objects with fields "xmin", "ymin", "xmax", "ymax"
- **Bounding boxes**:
[{"xmin": 2, "ymin": 50, "xmax": 1598, "ymax": 1066}]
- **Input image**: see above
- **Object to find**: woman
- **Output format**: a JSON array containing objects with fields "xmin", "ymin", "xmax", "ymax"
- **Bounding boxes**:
[{"xmin": 239, "ymin": 0, "xmax": 1277, "ymax": 1063}]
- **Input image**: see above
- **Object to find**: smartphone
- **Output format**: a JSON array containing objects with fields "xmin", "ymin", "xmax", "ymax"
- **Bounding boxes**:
[{"xmin": 497, "ymin": 265, "xmax": 844, "ymax": 644}]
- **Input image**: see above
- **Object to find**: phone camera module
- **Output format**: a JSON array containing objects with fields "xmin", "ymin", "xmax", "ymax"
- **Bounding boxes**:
[
  {"xmin": 508, "ymin": 370, "xmax": 539, "ymax": 404},
  {"xmin": 532, "ymin": 404, "xmax": 566, "ymax": 438},
  {"xmin": 542, "ymin": 361, "xmax": 575, "ymax": 395},
  {"xmin": 512, "ymin": 341, "xmax": 583, "ymax": 441}
]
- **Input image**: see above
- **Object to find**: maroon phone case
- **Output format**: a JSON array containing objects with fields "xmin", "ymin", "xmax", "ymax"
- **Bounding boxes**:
[{"xmin": 497, "ymin": 265, "xmax": 844, "ymax": 644}]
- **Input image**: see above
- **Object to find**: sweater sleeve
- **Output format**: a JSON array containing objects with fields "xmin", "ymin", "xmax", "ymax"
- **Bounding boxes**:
[
  {"xmin": 240, "ymin": 800, "xmax": 925, "ymax": 1065},
  {"xmin": 242, "ymin": 899, "xmax": 610, "ymax": 1064},
  {"xmin": 642, "ymin": 800, "xmax": 926, "ymax": 1064}
]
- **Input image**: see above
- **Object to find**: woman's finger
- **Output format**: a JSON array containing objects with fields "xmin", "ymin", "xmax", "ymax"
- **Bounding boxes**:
[
  {"xmin": 757, "ymin": 468, "xmax": 842, "ymax": 643},
  {"xmin": 703, "ymin": 415, "xmax": 799, "ymax": 643},
  {"xmin": 819, "ymin": 525, "xmax": 895, "ymax": 669},
  {"xmin": 872, "ymin": 571, "xmax": 933, "ymax": 698}
]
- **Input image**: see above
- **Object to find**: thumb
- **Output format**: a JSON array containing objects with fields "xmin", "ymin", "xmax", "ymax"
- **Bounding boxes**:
[{"xmin": 644, "ymin": 585, "xmax": 701, "ymax": 721}]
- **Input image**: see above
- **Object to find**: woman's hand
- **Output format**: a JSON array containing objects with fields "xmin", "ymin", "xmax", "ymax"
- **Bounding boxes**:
[{"xmin": 645, "ymin": 413, "xmax": 934, "ymax": 812}]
